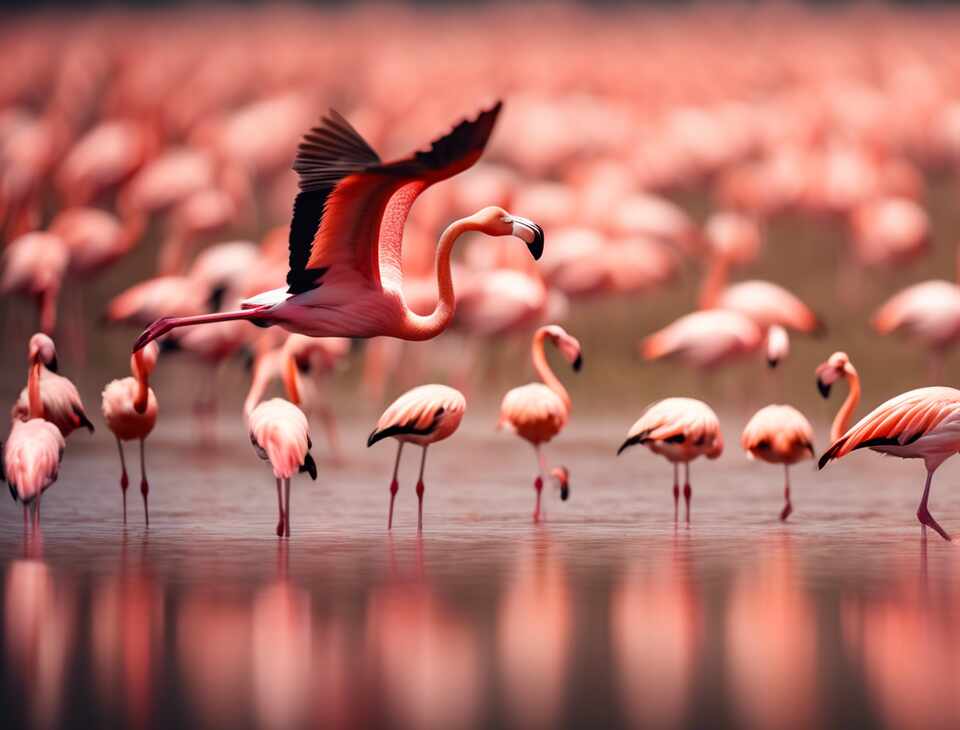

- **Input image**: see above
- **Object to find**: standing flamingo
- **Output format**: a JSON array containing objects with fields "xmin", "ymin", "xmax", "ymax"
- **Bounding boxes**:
[
  {"xmin": 1, "ymin": 232, "xmax": 69, "ymax": 335},
  {"xmin": 819, "ymin": 387, "xmax": 960, "ymax": 542},
  {"xmin": 617, "ymin": 398, "xmax": 723, "ymax": 524},
  {"xmin": 245, "ymin": 348, "xmax": 317, "ymax": 538},
  {"xmin": 101, "ymin": 342, "xmax": 159, "ymax": 525},
  {"xmin": 133, "ymin": 103, "xmax": 546, "ymax": 350},
  {"xmin": 2, "ymin": 339, "xmax": 65, "ymax": 530},
  {"xmin": 11, "ymin": 334, "xmax": 94, "ymax": 438},
  {"xmin": 498, "ymin": 325, "xmax": 581, "ymax": 523},
  {"xmin": 741, "ymin": 405, "xmax": 815, "ymax": 521},
  {"xmin": 367, "ymin": 384, "xmax": 466, "ymax": 531},
  {"xmin": 815, "ymin": 351, "xmax": 861, "ymax": 442}
]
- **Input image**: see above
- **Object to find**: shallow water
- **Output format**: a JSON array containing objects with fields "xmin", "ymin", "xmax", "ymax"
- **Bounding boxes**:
[{"xmin": 3, "ymin": 415, "xmax": 960, "ymax": 730}]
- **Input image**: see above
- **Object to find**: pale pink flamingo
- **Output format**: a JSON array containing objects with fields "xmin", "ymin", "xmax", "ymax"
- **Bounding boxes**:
[
  {"xmin": 367, "ymin": 384, "xmax": 466, "ymax": 531},
  {"xmin": 107, "ymin": 275, "xmax": 209, "ymax": 328},
  {"xmin": 2, "ymin": 339, "xmax": 65, "ymax": 530},
  {"xmin": 617, "ymin": 397, "xmax": 723, "ymax": 524},
  {"xmin": 50, "ymin": 206, "xmax": 146, "ymax": 277},
  {"xmin": 498, "ymin": 325, "xmax": 581, "ymax": 522},
  {"xmin": 741, "ymin": 405, "xmax": 815, "ymax": 521},
  {"xmin": 133, "ymin": 103, "xmax": 546, "ymax": 350},
  {"xmin": 102, "ymin": 341, "xmax": 160, "ymax": 525},
  {"xmin": 157, "ymin": 187, "xmax": 240, "ymax": 274},
  {"xmin": 819, "ymin": 387, "xmax": 960, "ymax": 541},
  {"xmin": 849, "ymin": 196, "xmax": 930, "ymax": 268},
  {"xmin": 815, "ymin": 351, "xmax": 861, "ymax": 442},
  {"xmin": 11, "ymin": 333, "xmax": 94, "ymax": 438},
  {"xmin": 1, "ymin": 231, "xmax": 68, "ymax": 334},
  {"xmin": 244, "ymin": 348, "xmax": 317, "ymax": 538}
]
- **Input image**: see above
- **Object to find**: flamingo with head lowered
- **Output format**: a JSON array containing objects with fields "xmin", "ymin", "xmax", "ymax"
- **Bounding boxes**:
[{"xmin": 133, "ymin": 102, "xmax": 545, "ymax": 351}]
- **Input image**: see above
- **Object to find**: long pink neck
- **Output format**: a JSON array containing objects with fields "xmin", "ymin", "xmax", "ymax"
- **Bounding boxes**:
[
  {"xmin": 28, "ymin": 361, "xmax": 43, "ymax": 419},
  {"xmin": 830, "ymin": 365, "xmax": 861, "ymax": 442},
  {"xmin": 533, "ymin": 328, "xmax": 571, "ymax": 413},
  {"xmin": 132, "ymin": 349, "xmax": 150, "ymax": 414},
  {"xmin": 699, "ymin": 252, "xmax": 730, "ymax": 309},
  {"xmin": 243, "ymin": 355, "xmax": 272, "ymax": 420}
]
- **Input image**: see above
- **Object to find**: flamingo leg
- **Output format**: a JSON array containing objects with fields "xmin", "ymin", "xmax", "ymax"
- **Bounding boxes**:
[
  {"xmin": 275, "ymin": 478, "xmax": 285, "ymax": 537},
  {"xmin": 117, "ymin": 438, "xmax": 129, "ymax": 524},
  {"xmin": 133, "ymin": 305, "xmax": 272, "ymax": 352},
  {"xmin": 140, "ymin": 438, "xmax": 149, "ymax": 527},
  {"xmin": 780, "ymin": 464, "xmax": 793, "ymax": 522},
  {"xmin": 672, "ymin": 462, "xmax": 679, "ymax": 523},
  {"xmin": 683, "ymin": 462, "xmax": 692, "ymax": 526},
  {"xmin": 33, "ymin": 493, "xmax": 40, "ymax": 531},
  {"xmin": 23, "ymin": 504, "xmax": 29, "ymax": 532},
  {"xmin": 284, "ymin": 477, "xmax": 291, "ymax": 538},
  {"xmin": 533, "ymin": 444, "xmax": 547, "ymax": 524},
  {"xmin": 917, "ymin": 468, "xmax": 951, "ymax": 542},
  {"xmin": 388, "ymin": 442, "xmax": 404, "ymax": 530},
  {"xmin": 416, "ymin": 446, "xmax": 428, "ymax": 533}
]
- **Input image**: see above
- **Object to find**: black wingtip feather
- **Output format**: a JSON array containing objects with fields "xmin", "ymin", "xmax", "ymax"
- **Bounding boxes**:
[
  {"xmin": 818, "ymin": 439, "xmax": 846, "ymax": 469},
  {"xmin": 617, "ymin": 434, "xmax": 646, "ymax": 456},
  {"xmin": 76, "ymin": 408, "xmax": 95, "ymax": 434},
  {"xmin": 300, "ymin": 453, "xmax": 318, "ymax": 480}
]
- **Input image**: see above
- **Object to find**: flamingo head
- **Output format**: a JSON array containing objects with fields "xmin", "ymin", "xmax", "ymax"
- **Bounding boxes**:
[
  {"xmin": 542, "ymin": 324, "xmax": 583, "ymax": 372},
  {"xmin": 27, "ymin": 333, "xmax": 57, "ymax": 371},
  {"xmin": 471, "ymin": 206, "xmax": 544, "ymax": 260},
  {"xmin": 550, "ymin": 466, "xmax": 570, "ymax": 501},
  {"xmin": 815, "ymin": 351, "xmax": 851, "ymax": 398}
]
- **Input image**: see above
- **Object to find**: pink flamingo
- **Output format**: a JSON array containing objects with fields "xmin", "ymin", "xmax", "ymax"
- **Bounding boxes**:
[
  {"xmin": 1, "ymin": 231, "xmax": 69, "ymax": 335},
  {"xmin": 51, "ymin": 206, "xmax": 146, "ymax": 276},
  {"xmin": 815, "ymin": 351, "xmax": 861, "ymax": 442},
  {"xmin": 11, "ymin": 334, "xmax": 94, "ymax": 438},
  {"xmin": 245, "ymin": 348, "xmax": 317, "ymax": 538},
  {"xmin": 617, "ymin": 397, "xmax": 723, "ymax": 524},
  {"xmin": 741, "ymin": 405, "xmax": 815, "ymax": 521},
  {"xmin": 133, "ymin": 103, "xmax": 546, "ymax": 350},
  {"xmin": 102, "ymin": 341, "xmax": 160, "ymax": 525},
  {"xmin": 367, "ymin": 384, "xmax": 466, "ymax": 531},
  {"xmin": 498, "ymin": 325, "xmax": 582, "ymax": 522},
  {"xmin": 819, "ymin": 387, "xmax": 960, "ymax": 542},
  {"xmin": 2, "ymin": 339, "xmax": 66, "ymax": 530}
]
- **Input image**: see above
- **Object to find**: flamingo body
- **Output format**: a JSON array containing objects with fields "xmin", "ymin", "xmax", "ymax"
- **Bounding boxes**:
[
  {"xmin": 12, "ymin": 368, "xmax": 94, "ymax": 438},
  {"xmin": 714, "ymin": 281, "xmax": 821, "ymax": 333},
  {"xmin": 499, "ymin": 384, "xmax": 566, "ymax": 445},
  {"xmin": 248, "ymin": 399, "xmax": 315, "ymax": 480},
  {"xmin": 642, "ymin": 309, "xmax": 763, "ymax": 369},
  {"xmin": 2, "ymin": 419, "xmax": 64, "ymax": 504},
  {"xmin": 741, "ymin": 405, "xmax": 814, "ymax": 466},
  {"xmin": 102, "ymin": 379, "xmax": 158, "ymax": 442}
]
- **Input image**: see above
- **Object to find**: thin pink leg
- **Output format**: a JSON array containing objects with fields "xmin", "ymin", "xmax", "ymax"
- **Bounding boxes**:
[
  {"xmin": 388, "ymin": 442, "xmax": 403, "ymax": 530},
  {"xmin": 117, "ymin": 438, "xmax": 129, "ymax": 524},
  {"xmin": 683, "ymin": 462, "xmax": 692, "ymax": 526},
  {"xmin": 533, "ymin": 477, "xmax": 543, "ymax": 524},
  {"xmin": 534, "ymin": 444, "xmax": 547, "ymax": 523},
  {"xmin": 140, "ymin": 439, "xmax": 149, "ymax": 527},
  {"xmin": 672, "ymin": 463, "xmax": 679, "ymax": 523},
  {"xmin": 917, "ymin": 468, "xmax": 951, "ymax": 542},
  {"xmin": 416, "ymin": 446, "xmax": 428, "ymax": 533},
  {"xmin": 780, "ymin": 465, "xmax": 793, "ymax": 522},
  {"xmin": 284, "ymin": 478, "xmax": 291, "ymax": 538},
  {"xmin": 275, "ymin": 478, "xmax": 285, "ymax": 536}
]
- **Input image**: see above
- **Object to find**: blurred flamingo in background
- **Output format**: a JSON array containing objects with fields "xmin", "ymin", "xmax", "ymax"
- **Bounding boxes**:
[
  {"xmin": 1, "ymin": 231, "xmax": 68, "ymax": 334},
  {"xmin": 499, "ymin": 325, "xmax": 581, "ymax": 522},
  {"xmin": 102, "ymin": 341, "xmax": 160, "ymax": 525},
  {"xmin": 367, "ymin": 384, "xmax": 466, "ymax": 531},
  {"xmin": 816, "ymin": 351, "xmax": 861, "ymax": 442},
  {"xmin": 618, "ymin": 397, "xmax": 723, "ymax": 524}
]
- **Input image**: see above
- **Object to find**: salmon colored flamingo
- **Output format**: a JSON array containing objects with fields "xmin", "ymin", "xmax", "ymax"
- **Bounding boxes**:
[
  {"xmin": 11, "ymin": 334, "xmax": 94, "ymax": 438},
  {"xmin": 815, "ymin": 351, "xmax": 861, "ymax": 442},
  {"xmin": 133, "ymin": 103, "xmax": 546, "ymax": 350},
  {"xmin": 741, "ymin": 405, "xmax": 815, "ymax": 521},
  {"xmin": 1, "ymin": 231, "xmax": 68, "ymax": 335},
  {"xmin": 498, "ymin": 325, "xmax": 582, "ymax": 523},
  {"xmin": 819, "ymin": 387, "xmax": 960, "ymax": 542},
  {"xmin": 2, "ymin": 338, "xmax": 66, "ymax": 531},
  {"xmin": 617, "ymin": 398, "xmax": 723, "ymax": 524},
  {"xmin": 367, "ymin": 384, "xmax": 466, "ymax": 531},
  {"xmin": 102, "ymin": 342, "xmax": 160, "ymax": 525},
  {"xmin": 244, "ymin": 347, "xmax": 317, "ymax": 538},
  {"xmin": 51, "ymin": 206, "xmax": 146, "ymax": 277}
]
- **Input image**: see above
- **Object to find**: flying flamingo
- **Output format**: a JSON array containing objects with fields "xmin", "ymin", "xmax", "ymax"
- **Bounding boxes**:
[
  {"xmin": 498, "ymin": 325, "xmax": 582, "ymax": 523},
  {"xmin": 815, "ymin": 351, "xmax": 861, "ymax": 442},
  {"xmin": 1, "ymin": 231, "xmax": 69, "ymax": 335},
  {"xmin": 245, "ymin": 347, "xmax": 317, "ymax": 538},
  {"xmin": 2, "ymin": 338, "xmax": 66, "ymax": 530},
  {"xmin": 741, "ymin": 405, "xmax": 815, "ymax": 521},
  {"xmin": 819, "ymin": 387, "xmax": 960, "ymax": 542},
  {"xmin": 133, "ymin": 103, "xmax": 546, "ymax": 350},
  {"xmin": 102, "ymin": 341, "xmax": 160, "ymax": 525},
  {"xmin": 11, "ymin": 333, "xmax": 94, "ymax": 438},
  {"xmin": 617, "ymin": 397, "xmax": 723, "ymax": 524}
]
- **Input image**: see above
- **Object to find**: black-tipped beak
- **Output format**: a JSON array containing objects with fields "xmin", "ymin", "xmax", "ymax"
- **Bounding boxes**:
[
  {"xmin": 817, "ymin": 378, "xmax": 831, "ymax": 398},
  {"xmin": 767, "ymin": 357, "xmax": 778, "ymax": 369},
  {"xmin": 510, "ymin": 215, "xmax": 544, "ymax": 260},
  {"xmin": 573, "ymin": 353, "xmax": 583, "ymax": 372},
  {"xmin": 560, "ymin": 484, "xmax": 570, "ymax": 501},
  {"xmin": 48, "ymin": 355, "xmax": 58, "ymax": 373}
]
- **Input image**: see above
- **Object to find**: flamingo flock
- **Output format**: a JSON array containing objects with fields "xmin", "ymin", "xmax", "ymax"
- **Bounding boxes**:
[{"xmin": 5, "ymin": 4, "xmax": 960, "ymax": 544}]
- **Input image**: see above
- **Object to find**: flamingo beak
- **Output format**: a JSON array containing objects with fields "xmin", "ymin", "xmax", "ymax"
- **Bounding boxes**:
[
  {"xmin": 817, "ymin": 377, "xmax": 831, "ymax": 398},
  {"xmin": 561, "ymin": 483, "xmax": 570, "ymax": 501},
  {"xmin": 48, "ymin": 355, "xmax": 58, "ymax": 373},
  {"xmin": 573, "ymin": 353, "xmax": 583, "ymax": 372},
  {"xmin": 509, "ymin": 215, "xmax": 544, "ymax": 260}
]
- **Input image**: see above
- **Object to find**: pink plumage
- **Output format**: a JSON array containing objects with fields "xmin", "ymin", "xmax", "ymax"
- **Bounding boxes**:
[
  {"xmin": 642, "ymin": 309, "xmax": 764, "ymax": 369},
  {"xmin": 248, "ymin": 400, "xmax": 313, "ymax": 480},
  {"xmin": 742, "ymin": 404, "xmax": 814, "ymax": 521},
  {"xmin": 3, "ymin": 419, "xmax": 64, "ymax": 503}
]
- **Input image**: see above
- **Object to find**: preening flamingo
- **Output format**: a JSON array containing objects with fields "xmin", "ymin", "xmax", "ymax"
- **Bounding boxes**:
[
  {"xmin": 498, "ymin": 325, "xmax": 581, "ymax": 523},
  {"xmin": 11, "ymin": 334, "xmax": 94, "ymax": 438},
  {"xmin": 367, "ymin": 384, "xmax": 466, "ymax": 531},
  {"xmin": 102, "ymin": 341, "xmax": 159, "ymax": 525},
  {"xmin": 245, "ymin": 348, "xmax": 317, "ymax": 538},
  {"xmin": 819, "ymin": 387, "xmax": 960, "ymax": 541},
  {"xmin": 815, "ymin": 351, "xmax": 861, "ymax": 442},
  {"xmin": 617, "ymin": 398, "xmax": 722, "ymax": 524},
  {"xmin": 2, "ymin": 339, "xmax": 65, "ymax": 530},
  {"xmin": 133, "ymin": 102, "xmax": 546, "ymax": 349},
  {"xmin": 741, "ymin": 405, "xmax": 815, "ymax": 521}
]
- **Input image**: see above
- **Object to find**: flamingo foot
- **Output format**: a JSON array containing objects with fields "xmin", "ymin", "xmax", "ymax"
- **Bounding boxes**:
[
  {"xmin": 533, "ymin": 476, "xmax": 543, "ymax": 523},
  {"xmin": 917, "ymin": 505, "xmax": 951, "ymax": 542},
  {"xmin": 387, "ymin": 478, "xmax": 399, "ymax": 530},
  {"xmin": 416, "ymin": 480, "xmax": 425, "ymax": 533},
  {"xmin": 780, "ymin": 485, "xmax": 793, "ymax": 522}
]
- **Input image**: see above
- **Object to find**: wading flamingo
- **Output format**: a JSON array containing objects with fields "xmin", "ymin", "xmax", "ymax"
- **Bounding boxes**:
[
  {"xmin": 245, "ymin": 348, "xmax": 317, "ymax": 538},
  {"xmin": 367, "ymin": 384, "xmax": 466, "ymax": 531},
  {"xmin": 1, "ymin": 232, "xmax": 68, "ymax": 335},
  {"xmin": 815, "ymin": 351, "xmax": 861, "ymax": 442},
  {"xmin": 741, "ymin": 405, "xmax": 815, "ymax": 521},
  {"xmin": 133, "ymin": 103, "xmax": 546, "ymax": 350},
  {"xmin": 617, "ymin": 398, "xmax": 722, "ymax": 524},
  {"xmin": 2, "ymin": 340, "xmax": 65, "ymax": 530},
  {"xmin": 498, "ymin": 325, "xmax": 581, "ymax": 523},
  {"xmin": 819, "ymin": 387, "xmax": 960, "ymax": 542},
  {"xmin": 102, "ymin": 342, "xmax": 159, "ymax": 525},
  {"xmin": 11, "ymin": 334, "xmax": 94, "ymax": 438}
]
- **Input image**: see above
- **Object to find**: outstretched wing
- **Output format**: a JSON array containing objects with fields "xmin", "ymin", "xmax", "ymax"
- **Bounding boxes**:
[{"xmin": 286, "ymin": 102, "xmax": 502, "ymax": 295}]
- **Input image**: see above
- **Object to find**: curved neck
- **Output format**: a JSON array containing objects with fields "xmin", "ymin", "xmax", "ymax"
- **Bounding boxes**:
[
  {"xmin": 699, "ymin": 252, "xmax": 730, "ymax": 309},
  {"xmin": 283, "ymin": 356, "xmax": 301, "ymax": 405},
  {"xmin": 132, "ymin": 349, "xmax": 150, "ymax": 414},
  {"xmin": 533, "ymin": 328, "xmax": 571, "ymax": 413},
  {"xmin": 28, "ymin": 361, "xmax": 43, "ymax": 419},
  {"xmin": 244, "ymin": 355, "xmax": 272, "ymax": 420},
  {"xmin": 830, "ymin": 365, "xmax": 861, "ymax": 443}
]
